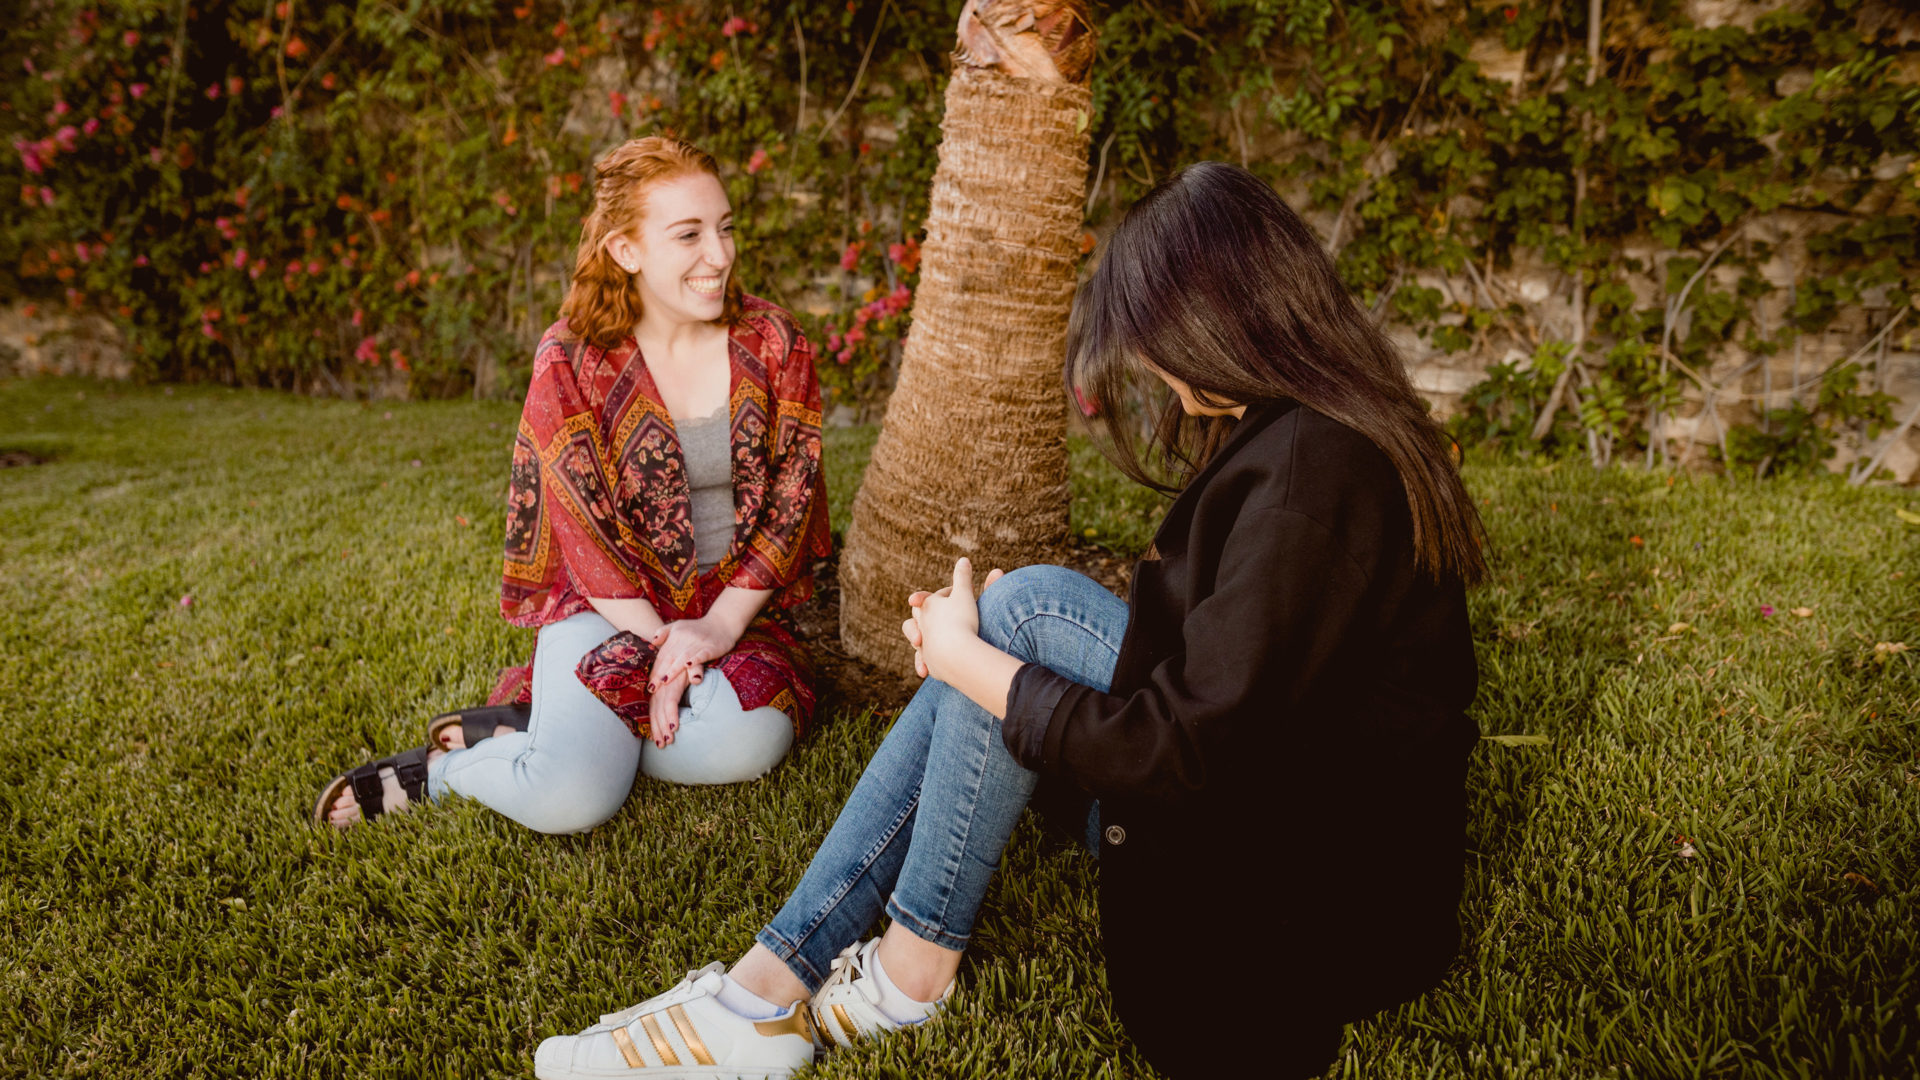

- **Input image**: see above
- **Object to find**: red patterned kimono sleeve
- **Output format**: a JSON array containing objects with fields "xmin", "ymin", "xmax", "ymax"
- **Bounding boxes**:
[
  {"xmin": 500, "ymin": 329, "xmax": 652, "ymax": 630},
  {"xmin": 725, "ymin": 313, "xmax": 833, "ymax": 607}
]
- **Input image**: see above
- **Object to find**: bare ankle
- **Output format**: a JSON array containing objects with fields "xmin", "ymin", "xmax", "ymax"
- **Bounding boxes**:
[
  {"xmin": 729, "ymin": 944, "xmax": 811, "ymax": 1009},
  {"xmin": 876, "ymin": 925, "xmax": 962, "ymax": 1002}
]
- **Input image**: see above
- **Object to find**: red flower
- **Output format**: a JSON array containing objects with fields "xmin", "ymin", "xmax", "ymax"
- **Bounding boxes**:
[
  {"xmin": 1503, "ymin": 5, "xmax": 1518, "ymax": 19},
  {"xmin": 285, "ymin": 37, "xmax": 308, "ymax": 59},
  {"xmin": 721, "ymin": 16, "xmax": 751, "ymax": 37},
  {"xmin": 544, "ymin": 46, "xmax": 566, "ymax": 66},
  {"xmin": 746, "ymin": 147, "xmax": 771, "ymax": 174},
  {"xmin": 609, "ymin": 90, "xmax": 627, "ymax": 117}
]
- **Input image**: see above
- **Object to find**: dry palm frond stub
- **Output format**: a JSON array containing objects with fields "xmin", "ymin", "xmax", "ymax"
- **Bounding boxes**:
[{"xmin": 954, "ymin": 0, "xmax": 1096, "ymax": 85}]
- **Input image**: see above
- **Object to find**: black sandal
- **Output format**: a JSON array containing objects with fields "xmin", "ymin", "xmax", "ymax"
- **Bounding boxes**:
[
  {"xmin": 425, "ymin": 702, "xmax": 532, "ymax": 749},
  {"xmin": 312, "ymin": 745, "xmax": 434, "ymax": 826}
]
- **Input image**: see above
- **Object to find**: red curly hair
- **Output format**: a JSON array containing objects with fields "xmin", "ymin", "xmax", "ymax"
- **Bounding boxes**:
[{"xmin": 561, "ymin": 135, "xmax": 744, "ymax": 347}]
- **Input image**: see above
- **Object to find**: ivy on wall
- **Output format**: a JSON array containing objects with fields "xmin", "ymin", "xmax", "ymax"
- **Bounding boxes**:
[{"xmin": 6, "ymin": 0, "xmax": 1918, "ymax": 474}]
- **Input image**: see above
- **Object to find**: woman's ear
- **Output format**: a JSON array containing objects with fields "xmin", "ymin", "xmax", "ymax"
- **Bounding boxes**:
[{"xmin": 603, "ymin": 232, "xmax": 638, "ymax": 274}]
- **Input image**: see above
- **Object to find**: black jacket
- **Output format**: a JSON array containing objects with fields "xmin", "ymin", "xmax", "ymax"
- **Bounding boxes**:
[{"xmin": 1003, "ymin": 401, "xmax": 1478, "ymax": 1070}]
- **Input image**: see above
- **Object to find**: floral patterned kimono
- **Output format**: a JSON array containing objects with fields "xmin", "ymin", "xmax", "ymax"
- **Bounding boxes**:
[{"xmin": 487, "ymin": 296, "xmax": 832, "ymax": 741}]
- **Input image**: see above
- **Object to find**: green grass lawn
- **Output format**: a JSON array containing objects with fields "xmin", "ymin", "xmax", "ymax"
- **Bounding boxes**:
[{"xmin": 2, "ymin": 376, "xmax": 1917, "ymax": 1079}]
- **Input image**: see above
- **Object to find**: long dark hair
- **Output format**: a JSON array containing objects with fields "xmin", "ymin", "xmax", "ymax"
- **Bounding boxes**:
[{"xmin": 1067, "ymin": 161, "xmax": 1487, "ymax": 584}]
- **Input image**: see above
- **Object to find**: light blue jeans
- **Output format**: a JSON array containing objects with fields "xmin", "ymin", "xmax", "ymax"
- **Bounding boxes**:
[
  {"xmin": 426, "ymin": 611, "xmax": 795, "ymax": 834},
  {"xmin": 755, "ymin": 565, "xmax": 1126, "ymax": 988}
]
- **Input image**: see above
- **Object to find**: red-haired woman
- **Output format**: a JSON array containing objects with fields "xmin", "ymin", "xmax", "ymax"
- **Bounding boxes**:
[{"xmin": 315, "ymin": 136, "xmax": 831, "ymax": 832}]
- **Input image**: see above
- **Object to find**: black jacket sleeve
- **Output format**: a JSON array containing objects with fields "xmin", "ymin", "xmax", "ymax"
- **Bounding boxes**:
[{"xmin": 1002, "ymin": 506, "xmax": 1374, "ymax": 806}]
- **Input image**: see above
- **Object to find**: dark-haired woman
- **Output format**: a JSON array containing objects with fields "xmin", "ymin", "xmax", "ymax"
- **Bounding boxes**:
[
  {"xmin": 532, "ymin": 161, "xmax": 1483, "ymax": 1080},
  {"xmin": 314, "ymin": 136, "xmax": 831, "ymax": 831}
]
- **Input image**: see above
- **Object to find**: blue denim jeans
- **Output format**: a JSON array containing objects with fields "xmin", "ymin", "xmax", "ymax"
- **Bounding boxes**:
[
  {"xmin": 427, "ymin": 611, "xmax": 794, "ymax": 834},
  {"xmin": 755, "ymin": 564, "xmax": 1128, "ymax": 989}
]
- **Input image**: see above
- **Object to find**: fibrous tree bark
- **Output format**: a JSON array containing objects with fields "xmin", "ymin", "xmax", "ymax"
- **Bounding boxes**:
[{"xmin": 839, "ymin": 1, "xmax": 1096, "ymax": 668}]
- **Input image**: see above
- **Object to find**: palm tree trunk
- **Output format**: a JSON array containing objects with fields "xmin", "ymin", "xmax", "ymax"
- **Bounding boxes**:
[{"xmin": 839, "ymin": 23, "xmax": 1093, "ymax": 669}]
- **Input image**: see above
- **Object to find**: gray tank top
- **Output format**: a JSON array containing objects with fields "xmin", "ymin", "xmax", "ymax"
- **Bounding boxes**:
[{"xmin": 678, "ymin": 405, "xmax": 734, "ymax": 570}]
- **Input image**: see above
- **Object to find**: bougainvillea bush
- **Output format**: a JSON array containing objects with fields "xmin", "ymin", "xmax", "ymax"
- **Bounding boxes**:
[
  {"xmin": 1, "ymin": 0, "xmax": 951, "ymax": 400},
  {"xmin": 6, "ymin": 0, "xmax": 1918, "ymax": 472}
]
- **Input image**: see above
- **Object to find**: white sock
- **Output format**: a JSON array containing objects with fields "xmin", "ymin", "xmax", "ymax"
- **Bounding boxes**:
[
  {"xmin": 866, "ymin": 945, "xmax": 942, "ymax": 1025},
  {"xmin": 714, "ymin": 974, "xmax": 786, "ymax": 1020}
]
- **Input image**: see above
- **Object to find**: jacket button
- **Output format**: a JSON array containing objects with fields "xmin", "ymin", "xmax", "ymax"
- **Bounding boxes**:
[{"xmin": 1103, "ymin": 825, "xmax": 1126, "ymax": 846}]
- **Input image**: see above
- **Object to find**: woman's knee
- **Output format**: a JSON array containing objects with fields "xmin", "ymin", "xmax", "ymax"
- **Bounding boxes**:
[
  {"xmin": 512, "ymin": 781, "xmax": 634, "ymax": 835},
  {"xmin": 976, "ymin": 564, "xmax": 1087, "ymax": 652}
]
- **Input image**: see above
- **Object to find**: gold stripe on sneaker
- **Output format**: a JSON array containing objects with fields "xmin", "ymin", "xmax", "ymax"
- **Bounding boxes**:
[
  {"xmin": 753, "ymin": 1005, "xmax": 816, "ymax": 1041},
  {"xmin": 667, "ymin": 1004, "xmax": 715, "ymax": 1066},
  {"xmin": 609, "ymin": 1027, "xmax": 646, "ymax": 1069},
  {"xmin": 832, "ymin": 1004, "xmax": 859, "ymax": 1043},
  {"xmin": 638, "ymin": 1014, "xmax": 680, "ymax": 1066}
]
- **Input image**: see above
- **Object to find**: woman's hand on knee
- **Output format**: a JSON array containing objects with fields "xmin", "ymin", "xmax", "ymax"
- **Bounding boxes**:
[
  {"xmin": 906, "ymin": 559, "xmax": 1006, "ymax": 681},
  {"xmin": 904, "ymin": 566, "xmax": 1004, "ymax": 679},
  {"xmin": 648, "ymin": 618, "xmax": 732, "ymax": 690},
  {"xmin": 647, "ymin": 664, "xmax": 693, "ymax": 747}
]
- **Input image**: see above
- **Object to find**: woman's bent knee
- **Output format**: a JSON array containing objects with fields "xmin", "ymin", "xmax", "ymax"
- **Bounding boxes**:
[
  {"xmin": 977, "ymin": 564, "xmax": 1092, "ymax": 652},
  {"xmin": 512, "ymin": 787, "xmax": 632, "ymax": 835}
]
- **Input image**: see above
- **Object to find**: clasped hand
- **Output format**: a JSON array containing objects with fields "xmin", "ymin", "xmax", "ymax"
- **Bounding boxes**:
[
  {"xmin": 901, "ymin": 557, "xmax": 1006, "ymax": 681},
  {"xmin": 643, "ymin": 616, "xmax": 735, "ymax": 748}
]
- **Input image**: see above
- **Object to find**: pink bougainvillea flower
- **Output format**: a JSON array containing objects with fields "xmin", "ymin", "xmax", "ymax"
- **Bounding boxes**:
[
  {"xmin": 285, "ymin": 37, "xmax": 308, "ymax": 59},
  {"xmin": 148, "ymin": 146, "xmax": 163, "ymax": 163},
  {"xmin": 130, "ymin": 82, "xmax": 149, "ymax": 98},
  {"xmin": 306, "ymin": 259, "xmax": 322, "ymax": 275},
  {"xmin": 835, "ymin": 347, "xmax": 853, "ymax": 365},
  {"xmin": 123, "ymin": 30, "xmax": 140, "ymax": 47},
  {"xmin": 1073, "ymin": 384, "xmax": 1099, "ymax": 417},
  {"xmin": 544, "ymin": 46, "xmax": 566, "ymax": 66},
  {"xmin": 17, "ymin": 142, "xmax": 45, "ymax": 175},
  {"xmin": 74, "ymin": 242, "xmax": 90, "ymax": 264},
  {"xmin": 845, "ymin": 327, "xmax": 867, "ymax": 345},
  {"xmin": 390, "ymin": 349, "xmax": 410, "ymax": 371},
  {"xmin": 354, "ymin": 336, "xmax": 379, "ymax": 364},
  {"xmin": 839, "ymin": 241, "xmax": 863, "ymax": 271},
  {"xmin": 204, "ymin": 84, "xmax": 220, "ymax": 100},
  {"xmin": 1759, "ymin": 604, "xmax": 1775, "ymax": 617},
  {"xmin": 39, "ymin": 187, "xmax": 55, "ymax": 207},
  {"xmin": 351, "ymin": 307, "xmax": 364, "ymax": 327},
  {"xmin": 232, "ymin": 249, "xmax": 248, "ymax": 269},
  {"xmin": 269, "ymin": 105, "xmax": 284, "ymax": 119},
  {"xmin": 747, "ymin": 147, "xmax": 771, "ymax": 174},
  {"xmin": 81, "ymin": 117, "xmax": 99, "ymax": 136},
  {"xmin": 53, "ymin": 125, "xmax": 78, "ymax": 150},
  {"xmin": 133, "ymin": 254, "xmax": 149, "ymax": 267},
  {"xmin": 826, "ymin": 332, "xmax": 843, "ymax": 351},
  {"xmin": 248, "ymin": 263, "xmax": 262, "ymax": 279},
  {"xmin": 721, "ymin": 16, "xmax": 750, "ymax": 37},
  {"xmin": 608, "ymin": 90, "xmax": 627, "ymax": 117},
  {"xmin": 178, "ymin": 594, "xmax": 193, "ymax": 608},
  {"xmin": 52, "ymin": 100, "xmax": 69, "ymax": 116}
]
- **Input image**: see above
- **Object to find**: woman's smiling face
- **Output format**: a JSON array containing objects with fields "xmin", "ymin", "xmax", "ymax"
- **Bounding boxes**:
[{"xmin": 605, "ymin": 170, "xmax": 734, "ymax": 328}]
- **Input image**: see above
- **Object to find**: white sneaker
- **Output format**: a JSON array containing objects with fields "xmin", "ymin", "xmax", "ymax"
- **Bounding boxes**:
[
  {"xmin": 809, "ymin": 940, "xmax": 953, "ymax": 1050},
  {"xmin": 534, "ymin": 962, "xmax": 818, "ymax": 1080}
]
